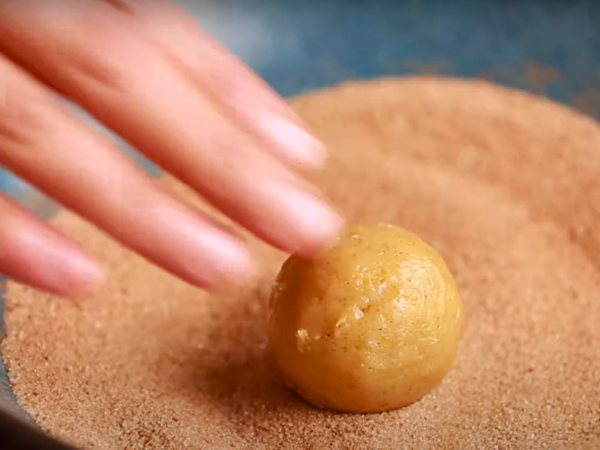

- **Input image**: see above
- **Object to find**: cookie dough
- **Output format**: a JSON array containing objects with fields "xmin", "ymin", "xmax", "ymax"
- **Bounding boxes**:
[{"xmin": 269, "ymin": 223, "xmax": 463, "ymax": 413}]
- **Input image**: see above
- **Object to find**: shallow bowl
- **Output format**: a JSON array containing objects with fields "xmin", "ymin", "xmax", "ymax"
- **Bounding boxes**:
[{"xmin": 1, "ymin": 0, "xmax": 600, "ymax": 446}]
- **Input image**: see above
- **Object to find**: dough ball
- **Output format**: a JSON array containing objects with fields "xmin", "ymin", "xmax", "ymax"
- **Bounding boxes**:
[{"xmin": 269, "ymin": 223, "xmax": 464, "ymax": 413}]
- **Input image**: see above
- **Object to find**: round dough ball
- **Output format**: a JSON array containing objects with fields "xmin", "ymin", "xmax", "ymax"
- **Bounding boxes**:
[{"xmin": 269, "ymin": 223, "xmax": 463, "ymax": 413}]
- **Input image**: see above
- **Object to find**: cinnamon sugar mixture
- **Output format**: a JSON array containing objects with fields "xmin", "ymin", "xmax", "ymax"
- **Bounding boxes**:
[{"xmin": 3, "ymin": 78, "xmax": 600, "ymax": 449}]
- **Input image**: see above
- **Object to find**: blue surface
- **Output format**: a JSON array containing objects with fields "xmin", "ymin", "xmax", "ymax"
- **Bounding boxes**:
[{"xmin": 2, "ymin": 0, "xmax": 600, "ymax": 431}]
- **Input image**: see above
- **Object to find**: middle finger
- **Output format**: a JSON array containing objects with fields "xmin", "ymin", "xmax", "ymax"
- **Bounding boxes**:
[{"xmin": 0, "ymin": 0, "xmax": 342, "ymax": 256}]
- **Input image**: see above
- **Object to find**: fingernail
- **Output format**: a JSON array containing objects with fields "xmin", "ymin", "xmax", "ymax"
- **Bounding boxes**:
[
  {"xmin": 266, "ymin": 183, "xmax": 344, "ymax": 256},
  {"xmin": 176, "ymin": 222, "xmax": 255, "ymax": 290},
  {"xmin": 53, "ymin": 250, "xmax": 107, "ymax": 297},
  {"xmin": 257, "ymin": 113, "xmax": 326, "ymax": 168},
  {"xmin": 198, "ymin": 230, "xmax": 256, "ymax": 287}
]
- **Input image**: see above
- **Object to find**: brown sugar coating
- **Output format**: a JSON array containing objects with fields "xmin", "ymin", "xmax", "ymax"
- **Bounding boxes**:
[{"xmin": 3, "ymin": 77, "xmax": 600, "ymax": 449}]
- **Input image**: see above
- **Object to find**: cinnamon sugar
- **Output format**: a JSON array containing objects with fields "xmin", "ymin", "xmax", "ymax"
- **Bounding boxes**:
[{"xmin": 3, "ymin": 77, "xmax": 600, "ymax": 449}]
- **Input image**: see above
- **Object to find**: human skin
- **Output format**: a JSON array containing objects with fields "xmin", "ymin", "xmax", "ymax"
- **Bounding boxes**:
[{"xmin": 0, "ymin": 0, "xmax": 342, "ymax": 296}]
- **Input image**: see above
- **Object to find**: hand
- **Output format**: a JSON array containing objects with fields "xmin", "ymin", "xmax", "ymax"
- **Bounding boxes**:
[{"xmin": 0, "ymin": 0, "xmax": 342, "ymax": 296}]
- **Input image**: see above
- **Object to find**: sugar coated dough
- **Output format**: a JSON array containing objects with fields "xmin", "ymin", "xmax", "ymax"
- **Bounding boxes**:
[
  {"xmin": 270, "ymin": 223, "xmax": 464, "ymax": 414},
  {"xmin": 3, "ymin": 77, "xmax": 600, "ymax": 449}
]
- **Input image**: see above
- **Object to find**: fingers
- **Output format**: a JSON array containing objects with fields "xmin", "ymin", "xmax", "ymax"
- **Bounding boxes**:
[
  {"xmin": 0, "ymin": 0, "xmax": 343, "ymax": 258},
  {"xmin": 0, "ymin": 53, "xmax": 252, "ymax": 290},
  {"xmin": 0, "ymin": 194, "xmax": 104, "ymax": 297},
  {"xmin": 115, "ymin": 0, "xmax": 326, "ymax": 168}
]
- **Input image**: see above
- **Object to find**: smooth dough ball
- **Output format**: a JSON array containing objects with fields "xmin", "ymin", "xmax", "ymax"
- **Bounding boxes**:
[{"xmin": 269, "ymin": 223, "xmax": 464, "ymax": 413}]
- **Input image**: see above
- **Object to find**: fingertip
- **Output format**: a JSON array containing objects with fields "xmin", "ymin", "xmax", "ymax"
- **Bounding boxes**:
[
  {"xmin": 265, "ymin": 182, "xmax": 345, "ymax": 258},
  {"xmin": 207, "ymin": 233, "xmax": 258, "ymax": 289},
  {"xmin": 8, "ymin": 249, "xmax": 107, "ymax": 299},
  {"xmin": 34, "ymin": 245, "xmax": 108, "ymax": 298},
  {"xmin": 293, "ymin": 205, "xmax": 346, "ymax": 259},
  {"xmin": 256, "ymin": 113, "xmax": 327, "ymax": 169},
  {"xmin": 60, "ymin": 253, "xmax": 108, "ymax": 297},
  {"xmin": 166, "ymin": 221, "xmax": 257, "ymax": 292}
]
